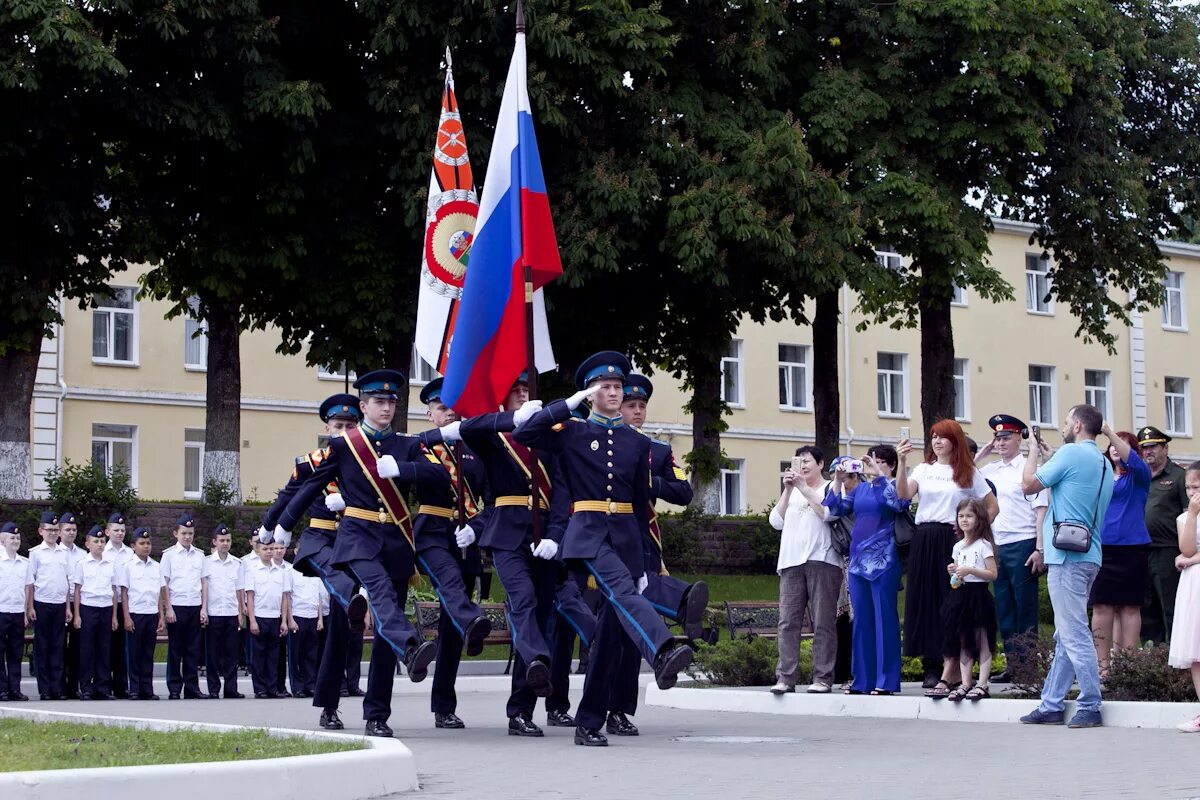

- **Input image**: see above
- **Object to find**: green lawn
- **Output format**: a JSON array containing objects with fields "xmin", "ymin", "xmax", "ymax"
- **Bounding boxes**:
[{"xmin": 0, "ymin": 718, "xmax": 361, "ymax": 772}]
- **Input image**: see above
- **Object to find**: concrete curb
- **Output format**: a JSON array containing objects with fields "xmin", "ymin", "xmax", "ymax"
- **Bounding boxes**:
[
  {"xmin": 0, "ymin": 707, "xmax": 419, "ymax": 799},
  {"xmin": 644, "ymin": 685, "xmax": 1200, "ymax": 730}
]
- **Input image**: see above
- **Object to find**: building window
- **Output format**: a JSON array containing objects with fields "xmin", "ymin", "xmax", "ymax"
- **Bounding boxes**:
[
  {"xmin": 318, "ymin": 361, "xmax": 357, "ymax": 381},
  {"xmin": 953, "ymin": 358, "xmax": 970, "ymax": 422},
  {"xmin": 92, "ymin": 287, "xmax": 138, "ymax": 365},
  {"xmin": 1025, "ymin": 254, "xmax": 1053, "ymax": 314},
  {"xmin": 1084, "ymin": 369, "xmax": 1111, "ymax": 422},
  {"xmin": 1163, "ymin": 271, "xmax": 1187, "ymax": 330},
  {"xmin": 410, "ymin": 345, "xmax": 439, "ymax": 385},
  {"xmin": 777, "ymin": 344, "xmax": 811, "ymax": 411},
  {"xmin": 183, "ymin": 295, "xmax": 207, "ymax": 371},
  {"xmin": 91, "ymin": 423, "xmax": 136, "ymax": 488},
  {"xmin": 1028, "ymin": 365, "xmax": 1056, "ymax": 426},
  {"xmin": 874, "ymin": 245, "xmax": 903, "ymax": 271},
  {"xmin": 876, "ymin": 352, "xmax": 908, "ymax": 417},
  {"xmin": 1165, "ymin": 376, "xmax": 1191, "ymax": 436},
  {"xmin": 720, "ymin": 458, "xmax": 746, "ymax": 516},
  {"xmin": 951, "ymin": 284, "xmax": 967, "ymax": 307},
  {"xmin": 721, "ymin": 339, "xmax": 744, "ymax": 406},
  {"xmin": 183, "ymin": 429, "xmax": 205, "ymax": 498}
]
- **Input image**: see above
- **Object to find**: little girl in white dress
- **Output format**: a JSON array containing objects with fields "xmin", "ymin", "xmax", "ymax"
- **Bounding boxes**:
[{"xmin": 1168, "ymin": 462, "xmax": 1200, "ymax": 732}]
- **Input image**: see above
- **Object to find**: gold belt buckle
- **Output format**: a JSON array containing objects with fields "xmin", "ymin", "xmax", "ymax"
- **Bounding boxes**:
[
  {"xmin": 526, "ymin": 497, "xmax": 534, "ymax": 510},
  {"xmin": 377, "ymin": 510, "xmax": 388, "ymax": 523},
  {"xmin": 608, "ymin": 501, "xmax": 617, "ymax": 515}
]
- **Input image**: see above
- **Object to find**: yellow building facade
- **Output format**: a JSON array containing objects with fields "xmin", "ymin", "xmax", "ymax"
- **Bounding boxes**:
[{"xmin": 29, "ymin": 220, "xmax": 1200, "ymax": 513}]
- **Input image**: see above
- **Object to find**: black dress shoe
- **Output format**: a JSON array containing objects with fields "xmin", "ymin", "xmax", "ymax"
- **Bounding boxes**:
[
  {"xmin": 65, "ymin": 692, "xmax": 80, "ymax": 700},
  {"xmin": 224, "ymin": 692, "xmax": 245, "ymax": 699},
  {"xmin": 274, "ymin": 690, "xmax": 292, "ymax": 698},
  {"xmin": 525, "ymin": 659, "xmax": 552, "ymax": 698},
  {"xmin": 112, "ymin": 691, "xmax": 128, "ymax": 699},
  {"xmin": 184, "ymin": 691, "xmax": 213, "ymax": 700},
  {"xmin": 339, "ymin": 687, "xmax": 350, "ymax": 697},
  {"xmin": 255, "ymin": 692, "xmax": 272, "ymax": 699},
  {"xmin": 507, "ymin": 712, "xmax": 544, "ymax": 737},
  {"xmin": 92, "ymin": 693, "xmax": 114, "ymax": 700},
  {"xmin": 169, "ymin": 692, "xmax": 181, "ymax": 700},
  {"xmin": 79, "ymin": 693, "xmax": 94, "ymax": 701},
  {"xmin": 546, "ymin": 709, "xmax": 575, "ymax": 727},
  {"xmin": 652, "ymin": 643, "xmax": 694, "ymax": 690},
  {"xmin": 365, "ymin": 719, "xmax": 393, "ymax": 738},
  {"xmin": 464, "ymin": 615, "xmax": 492, "ymax": 657},
  {"xmin": 574, "ymin": 725, "xmax": 608, "ymax": 747},
  {"xmin": 39, "ymin": 693, "xmax": 50, "ymax": 701},
  {"xmin": 680, "ymin": 580, "xmax": 709, "ymax": 640},
  {"xmin": 347, "ymin": 594, "xmax": 369, "ymax": 634},
  {"xmin": 605, "ymin": 712, "xmax": 639, "ymax": 736},
  {"xmin": 140, "ymin": 693, "xmax": 161, "ymax": 700},
  {"xmin": 319, "ymin": 708, "xmax": 344, "ymax": 730},
  {"xmin": 434, "ymin": 712, "xmax": 465, "ymax": 729},
  {"xmin": 294, "ymin": 689, "xmax": 312, "ymax": 698},
  {"xmin": 346, "ymin": 686, "xmax": 365, "ymax": 697},
  {"xmin": 8, "ymin": 692, "xmax": 29, "ymax": 702},
  {"xmin": 402, "ymin": 641, "xmax": 437, "ymax": 683}
]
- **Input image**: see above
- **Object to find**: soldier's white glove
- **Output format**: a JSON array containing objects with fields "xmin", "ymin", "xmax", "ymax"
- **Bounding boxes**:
[
  {"xmin": 566, "ymin": 385, "xmax": 602, "ymax": 411},
  {"xmin": 531, "ymin": 539, "xmax": 559, "ymax": 560},
  {"xmin": 273, "ymin": 526, "xmax": 291, "ymax": 549},
  {"xmin": 636, "ymin": 574, "xmax": 649, "ymax": 595},
  {"xmin": 324, "ymin": 493, "xmax": 346, "ymax": 513},
  {"xmin": 454, "ymin": 525, "xmax": 476, "ymax": 548},
  {"xmin": 257, "ymin": 525, "xmax": 273, "ymax": 545},
  {"xmin": 376, "ymin": 455, "xmax": 400, "ymax": 479},
  {"xmin": 439, "ymin": 421, "xmax": 462, "ymax": 443},
  {"xmin": 512, "ymin": 400, "xmax": 543, "ymax": 428}
]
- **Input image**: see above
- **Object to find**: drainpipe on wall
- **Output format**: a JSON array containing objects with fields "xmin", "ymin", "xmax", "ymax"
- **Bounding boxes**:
[
  {"xmin": 56, "ymin": 295, "xmax": 68, "ymax": 478},
  {"xmin": 841, "ymin": 283, "xmax": 855, "ymax": 456}
]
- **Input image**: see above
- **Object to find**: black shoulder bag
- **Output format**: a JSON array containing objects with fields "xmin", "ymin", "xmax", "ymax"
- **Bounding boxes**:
[{"xmin": 1050, "ymin": 455, "xmax": 1108, "ymax": 553}]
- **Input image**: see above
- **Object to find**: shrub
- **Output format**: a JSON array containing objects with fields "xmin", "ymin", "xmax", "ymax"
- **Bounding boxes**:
[
  {"xmin": 193, "ymin": 478, "xmax": 239, "ymax": 527},
  {"xmin": 687, "ymin": 635, "xmax": 791, "ymax": 686},
  {"xmin": 741, "ymin": 507, "xmax": 781, "ymax": 572},
  {"xmin": 1105, "ymin": 645, "xmax": 1197, "ymax": 702},
  {"xmin": 44, "ymin": 459, "xmax": 138, "ymax": 525},
  {"xmin": 659, "ymin": 505, "xmax": 710, "ymax": 572},
  {"xmin": 1005, "ymin": 629, "xmax": 1058, "ymax": 698}
]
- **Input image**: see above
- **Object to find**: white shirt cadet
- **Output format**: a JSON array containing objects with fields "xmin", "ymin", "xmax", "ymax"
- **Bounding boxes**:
[
  {"xmin": 0, "ymin": 552, "xmax": 29, "ymax": 613},
  {"xmin": 290, "ymin": 574, "xmax": 328, "ymax": 620},
  {"xmin": 979, "ymin": 453, "xmax": 1050, "ymax": 546},
  {"xmin": 120, "ymin": 556, "xmax": 164, "ymax": 615},
  {"xmin": 243, "ymin": 560, "xmax": 292, "ymax": 618},
  {"xmin": 202, "ymin": 553, "xmax": 243, "ymax": 618},
  {"xmin": 74, "ymin": 556, "xmax": 118, "ymax": 608},
  {"xmin": 103, "ymin": 540, "xmax": 137, "ymax": 568},
  {"xmin": 160, "ymin": 544, "xmax": 205, "ymax": 607},
  {"xmin": 26, "ymin": 542, "xmax": 71, "ymax": 604}
]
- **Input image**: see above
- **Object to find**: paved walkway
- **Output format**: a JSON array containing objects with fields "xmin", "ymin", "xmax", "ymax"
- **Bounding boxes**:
[{"xmin": 8, "ymin": 675, "xmax": 1200, "ymax": 799}]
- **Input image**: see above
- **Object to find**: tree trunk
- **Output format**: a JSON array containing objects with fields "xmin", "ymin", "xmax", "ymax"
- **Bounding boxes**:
[
  {"xmin": 0, "ymin": 326, "xmax": 43, "ymax": 499},
  {"xmin": 812, "ymin": 289, "xmax": 841, "ymax": 461},
  {"xmin": 686, "ymin": 360, "xmax": 725, "ymax": 514},
  {"xmin": 203, "ymin": 299, "xmax": 241, "ymax": 502},
  {"xmin": 918, "ymin": 278, "xmax": 956, "ymax": 442}
]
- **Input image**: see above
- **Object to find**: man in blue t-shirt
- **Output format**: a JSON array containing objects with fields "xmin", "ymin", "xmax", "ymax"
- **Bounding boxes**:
[{"xmin": 1019, "ymin": 403, "xmax": 1114, "ymax": 729}]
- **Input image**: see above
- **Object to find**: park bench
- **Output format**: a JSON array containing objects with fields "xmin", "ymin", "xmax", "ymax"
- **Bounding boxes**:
[
  {"xmin": 724, "ymin": 600, "xmax": 812, "ymax": 641},
  {"xmin": 415, "ymin": 600, "xmax": 515, "ymax": 673}
]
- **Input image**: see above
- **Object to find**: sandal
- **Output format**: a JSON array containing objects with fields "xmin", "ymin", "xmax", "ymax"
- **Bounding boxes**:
[
  {"xmin": 844, "ymin": 688, "xmax": 865, "ymax": 695},
  {"xmin": 924, "ymin": 680, "xmax": 951, "ymax": 699},
  {"xmin": 966, "ymin": 684, "xmax": 990, "ymax": 701},
  {"xmin": 870, "ymin": 689, "xmax": 895, "ymax": 696},
  {"xmin": 947, "ymin": 685, "xmax": 970, "ymax": 702}
]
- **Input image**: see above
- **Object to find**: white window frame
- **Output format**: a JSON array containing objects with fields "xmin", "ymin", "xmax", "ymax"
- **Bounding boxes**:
[
  {"xmin": 777, "ymin": 343, "xmax": 812, "ymax": 412},
  {"xmin": 951, "ymin": 284, "xmax": 967, "ymax": 307},
  {"xmin": 183, "ymin": 295, "xmax": 207, "ymax": 371},
  {"xmin": 953, "ymin": 358, "xmax": 971, "ymax": 422},
  {"xmin": 183, "ymin": 428, "xmax": 205, "ymax": 499},
  {"xmin": 720, "ymin": 458, "xmax": 746, "ymax": 516},
  {"xmin": 92, "ymin": 286, "xmax": 139, "ymax": 366},
  {"xmin": 91, "ymin": 423, "xmax": 138, "ymax": 490},
  {"xmin": 318, "ymin": 361, "xmax": 357, "ymax": 382},
  {"xmin": 874, "ymin": 245, "xmax": 903, "ymax": 271},
  {"xmin": 721, "ymin": 339, "xmax": 745, "ymax": 408},
  {"xmin": 1162, "ymin": 271, "xmax": 1187, "ymax": 331},
  {"xmin": 1084, "ymin": 369, "xmax": 1112, "ymax": 423},
  {"xmin": 409, "ymin": 345, "xmax": 439, "ymax": 385},
  {"xmin": 1165, "ymin": 376, "xmax": 1192, "ymax": 437},
  {"xmin": 1025, "ymin": 254, "xmax": 1054, "ymax": 315},
  {"xmin": 876, "ymin": 352, "xmax": 909, "ymax": 418},
  {"xmin": 1028, "ymin": 365, "xmax": 1057, "ymax": 427}
]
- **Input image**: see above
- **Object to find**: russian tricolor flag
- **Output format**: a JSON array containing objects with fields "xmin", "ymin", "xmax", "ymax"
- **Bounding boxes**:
[{"xmin": 440, "ymin": 25, "xmax": 560, "ymax": 416}]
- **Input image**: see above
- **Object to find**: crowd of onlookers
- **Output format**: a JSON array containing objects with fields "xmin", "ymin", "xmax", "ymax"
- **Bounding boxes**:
[{"xmin": 770, "ymin": 404, "xmax": 1200, "ymax": 731}]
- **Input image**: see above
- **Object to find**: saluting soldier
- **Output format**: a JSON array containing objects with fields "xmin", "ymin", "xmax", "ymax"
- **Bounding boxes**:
[
  {"xmin": 516, "ymin": 352, "xmax": 694, "ymax": 747},
  {"xmin": 272, "ymin": 369, "xmax": 444, "ymax": 738},
  {"xmin": 25, "ymin": 511, "xmax": 68, "ymax": 700}
]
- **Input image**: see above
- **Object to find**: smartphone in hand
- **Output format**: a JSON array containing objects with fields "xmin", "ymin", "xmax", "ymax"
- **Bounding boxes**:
[
  {"xmin": 899, "ymin": 426, "xmax": 910, "ymax": 440},
  {"xmin": 1031, "ymin": 425, "xmax": 1041, "ymax": 441}
]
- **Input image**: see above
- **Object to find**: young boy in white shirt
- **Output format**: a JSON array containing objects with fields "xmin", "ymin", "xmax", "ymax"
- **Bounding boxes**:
[
  {"xmin": 160, "ymin": 512, "xmax": 209, "ymax": 699},
  {"xmin": 0, "ymin": 523, "xmax": 29, "ymax": 701},
  {"xmin": 119, "ymin": 527, "xmax": 165, "ymax": 700},
  {"xmin": 288, "ymin": 570, "xmax": 328, "ymax": 697},
  {"xmin": 73, "ymin": 525, "xmax": 119, "ymax": 700},
  {"xmin": 24, "ymin": 511, "xmax": 68, "ymax": 699},
  {"xmin": 101, "ymin": 512, "xmax": 134, "ymax": 697},
  {"xmin": 56, "ymin": 512, "xmax": 85, "ymax": 698},
  {"xmin": 245, "ymin": 540, "xmax": 292, "ymax": 698},
  {"xmin": 202, "ymin": 524, "xmax": 244, "ymax": 698}
]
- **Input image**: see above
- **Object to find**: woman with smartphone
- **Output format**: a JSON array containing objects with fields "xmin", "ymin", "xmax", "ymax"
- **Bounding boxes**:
[{"xmin": 897, "ymin": 420, "xmax": 999, "ymax": 690}]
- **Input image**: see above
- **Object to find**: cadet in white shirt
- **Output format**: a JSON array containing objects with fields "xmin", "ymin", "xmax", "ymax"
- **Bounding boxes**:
[
  {"xmin": 101, "ymin": 512, "xmax": 136, "ymax": 697},
  {"xmin": 202, "ymin": 524, "xmax": 245, "ymax": 698},
  {"xmin": 239, "ymin": 531, "xmax": 260, "ymax": 672},
  {"xmin": 56, "ymin": 512, "xmax": 85, "ymax": 698},
  {"xmin": 119, "ymin": 528, "xmax": 165, "ymax": 700},
  {"xmin": 73, "ymin": 526, "xmax": 119, "ymax": 700},
  {"xmin": 288, "ymin": 571, "xmax": 328, "ymax": 697},
  {"xmin": 25, "ymin": 511, "xmax": 69, "ymax": 699},
  {"xmin": 245, "ymin": 541, "xmax": 293, "ymax": 698},
  {"xmin": 160, "ymin": 512, "xmax": 210, "ymax": 699},
  {"xmin": 0, "ymin": 523, "xmax": 29, "ymax": 701}
]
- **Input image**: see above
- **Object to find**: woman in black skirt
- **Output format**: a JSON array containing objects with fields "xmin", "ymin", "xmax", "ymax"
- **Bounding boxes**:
[{"xmin": 897, "ymin": 419, "xmax": 997, "ymax": 688}]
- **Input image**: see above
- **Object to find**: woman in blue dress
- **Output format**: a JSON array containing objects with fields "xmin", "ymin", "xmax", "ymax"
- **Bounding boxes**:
[{"xmin": 824, "ymin": 445, "xmax": 909, "ymax": 695}]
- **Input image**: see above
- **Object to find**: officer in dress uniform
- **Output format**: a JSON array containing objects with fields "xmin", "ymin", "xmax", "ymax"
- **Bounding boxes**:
[
  {"xmin": 516, "ymin": 352, "xmax": 694, "ymax": 747},
  {"xmin": 56, "ymin": 512, "xmax": 86, "ymax": 698},
  {"xmin": 413, "ymin": 377, "xmax": 491, "ymax": 729},
  {"xmin": 272, "ymin": 369, "xmax": 443, "ymax": 738}
]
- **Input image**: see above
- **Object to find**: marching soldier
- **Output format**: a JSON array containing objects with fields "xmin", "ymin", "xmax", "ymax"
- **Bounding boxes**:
[
  {"xmin": 25, "ymin": 511, "xmax": 68, "ymax": 699},
  {"xmin": 119, "ymin": 527, "xmax": 165, "ymax": 700},
  {"xmin": 516, "ymin": 352, "xmax": 694, "ymax": 747},
  {"xmin": 161, "ymin": 512, "xmax": 210, "ymax": 699}
]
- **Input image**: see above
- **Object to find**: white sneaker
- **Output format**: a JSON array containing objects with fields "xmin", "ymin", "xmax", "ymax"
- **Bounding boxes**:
[
  {"xmin": 769, "ymin": 681, "xmax": 794, "ymax": 695},
  {"xmin": 805, "ymin": 682, "xmax": 832, "ymax": 694},
  {"xmin": 1177, "ymin": 715, "xmax": 1200, "ymax": 733}
]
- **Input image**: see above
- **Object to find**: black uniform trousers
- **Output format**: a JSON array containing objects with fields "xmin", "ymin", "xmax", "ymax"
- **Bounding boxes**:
[
  {"xmin": 315, "ymin": 606, "xmax": 347, "ymax": 710},
  {"xmin": 550, "ymin": 577, "xmax": 598, "ymax": 715},
  {"xmin": 421, "ymin": 545, "xmax": 481, "ymax": 715},
  {"xmin": 345, "ymin": 543, "xmax": 421, "ymax": 662},
  {"xmin": 361, "ymin": 633, "xmax": 399, "ymax": 722},
  {"xmin": 205, "ymin": 615, "xmax": 240, "ymax": 696},
  {"xmin": 32, "ymin": 600, "xmax": 66, "ymax": 697},
  {"xmin": 166, "ymin": 605, "xmax": 203, "ymax": 696},
  {"xmin": 344, "ymin": 629, "xmax": 364, "ymax": 692},
  {"xmin": 78, "ymin": 605, "xmax": 113, "ymax": 698},
  {"xmin": 642, "ymin": 573, "xmax": 689, "ymax": 623},
  {"xmin": 126, "ymin": 612, "xmax": 158, "ymax": 697},
  {"xmin": 110, "ymin": 602, "xmax": 128, "ymax": 697},
  {"xmin": 289, "ymin": 616, "xmax": 320, "ymax": 694},
  {"xmin": 0, "ymin": 611, "xmax": 23, "ymax": 696},
  {"xmin": 491, "ymin": 547, "xmax": 558, "ymax": 718},
  {"xmin": 276, "ymin": 634, "xmax": 289, "ymax": 695},
  {"xmin": 608, "ymin": 571, "xmax": 685, "ymax": 717},
  {"xmin": 251, "ymin": 616, "xmax": 282, "ymax": 695},
  {"xmin": 64, "ymin": 620, "xmax": 81, "ymax": 697}
]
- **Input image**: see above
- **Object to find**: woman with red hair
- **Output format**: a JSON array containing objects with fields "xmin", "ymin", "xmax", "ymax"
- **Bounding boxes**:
[{"xmin": 897, "ymin": 419, "xmax": 998, "ymax": 691}]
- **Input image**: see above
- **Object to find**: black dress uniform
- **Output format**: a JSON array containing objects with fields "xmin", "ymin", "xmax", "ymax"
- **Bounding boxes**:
[{"xmin": 515, "ymin": 352, "xmax": 693, "ymax": 746}]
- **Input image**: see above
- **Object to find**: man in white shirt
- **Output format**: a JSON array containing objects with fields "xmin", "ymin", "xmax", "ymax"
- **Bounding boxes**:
[
  {"xmin": 289, "ymin": 571, "xmax": 328, "ymax": 697},
  {"xmin": 160, "ymin": 512, "xmax": 210, "ymax": 699},
  {"xmin": 0, "ymin": 523, "xmax": 30, "ymax": 701},
  {"xmin": 245, "ymin": 542, "xmax": 293, "ymax": 698},
  {"xmin": 73, "ymin": 525, "xmax": 119, "ymax": 700},
  {"xmin": 119, "ymin": 528, "xmax": 165, "ymax": 700},
  {"xmin": 56, "ymin": 512, "xmax": 86, "ymax": 698},
  {"xmin": 101, "ymin": 512, "xmax": 136, "ymax": 697},
  {"xmin": 25, "ymin": 511, "xmax": 69, "ymax": 699},
  {"xmin": 202, "ymin": 524, "xmax": 244, "ymax": 698},
  {"xmin": 977, "ymin": 415, "xmax": 1050, "ymax": 681}
]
